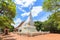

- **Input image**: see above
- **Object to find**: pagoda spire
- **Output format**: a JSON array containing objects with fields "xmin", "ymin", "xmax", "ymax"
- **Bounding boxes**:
[{"xmin": 28, "ymin": 6, "xmax": 34, "ymax": 26}]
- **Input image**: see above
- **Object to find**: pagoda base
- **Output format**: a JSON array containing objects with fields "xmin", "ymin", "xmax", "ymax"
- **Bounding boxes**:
[{"xmin": 18, "ymin": 26, "xmax": 37, "ymax": 33}]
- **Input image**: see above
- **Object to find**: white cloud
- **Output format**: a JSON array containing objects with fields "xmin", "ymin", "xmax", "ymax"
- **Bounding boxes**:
[
  {"xmin": 11, "ymin": 18, "xmax": 22, "ymax": 28},
  {"xmin": 14, "ymin": 0, "xmax": 36, "ymax": 7},
  {"xmin": 21, "ymin": 12, "xmax": 30, "ymax": 17},
  {"xmin": 32, "ymin": 6, "xmax": 43, "ymax": 17},
  {"xmin": 21, "ymin": 6, "xmax": 43, "ymax": 17},
  {"xmin": 18, "ymin": 7, "xmax": 26, "ymax": 12}
]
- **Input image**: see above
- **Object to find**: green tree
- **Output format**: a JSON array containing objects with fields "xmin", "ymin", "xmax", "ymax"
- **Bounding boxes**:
[
  {"xmin": 46, "ymin": 14, "xmax": 59, "ymax": 33},
  {"xmin": 43, "ymin": 0, "xmax": 60, "ymax": 32},
  {"xmin": 34, "ymin": 21, "xmax": 42, "ymax": 31},
  {"xmin": 0, "ymin": 0, "xmax": 16, "ymax": 29},
  {"xmin": 41, "ymin": 21, "xmax": 50, "ymax": 31},
  {"xmin": 43, "ymin": 0, "xmax": 60, "ymax": 22}
]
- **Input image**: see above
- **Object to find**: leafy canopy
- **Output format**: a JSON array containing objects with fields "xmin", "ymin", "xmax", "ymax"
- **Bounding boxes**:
[{"xmin": 0, "ymin": 0, "xmax": 16, "ymax": 29}]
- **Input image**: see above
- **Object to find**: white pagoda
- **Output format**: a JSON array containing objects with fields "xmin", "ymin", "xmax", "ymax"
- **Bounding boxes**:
[{"xmin": 17, "ymin": 12, "xmax": 37, "ymax": 33}]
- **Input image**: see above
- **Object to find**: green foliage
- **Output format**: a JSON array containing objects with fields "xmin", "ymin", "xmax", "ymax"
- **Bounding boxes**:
[
  {"xmin": 34, "ymin": 21, "xmax": 42, "ymax": 31},
  {"xmin": 44, "ymin": 13, "xmax": 60, "ymax": 33},
  {"xmin": 43, "ymin": 0, "xmax": 60, "ymax": 12},
  {"xmin": 0, "ymin": 0, "xmax": 16, "ymax": 18},
  {"xmin": 9, "ymin": 25, "xmax": 14, "ymax": 32},
  {"xmin": 0, "ymin": 0, "xmax": 16, "ymax": 30},
  {"xmin": 54, "ymin": 11, "xmax": 60, "ymax": 22},
  {"xmin": 43, "ymin": 0, "xmax": 60, "ymax": 22},
  {"xmin": 34, "ymin": 13, "xmax": 60, "ymax": 33},
  {"xmin": 41, "ymin": 21, "xmax": 50, "ymax": 31},
  {"xmin": 43, "ymin": 0, "xmax": 60, "ymax": 33}
]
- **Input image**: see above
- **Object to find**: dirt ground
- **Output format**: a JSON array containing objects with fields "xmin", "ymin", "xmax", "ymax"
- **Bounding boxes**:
[{"xmin": 0, "ymin": 32, "xmax": 60, "ymax": 40}]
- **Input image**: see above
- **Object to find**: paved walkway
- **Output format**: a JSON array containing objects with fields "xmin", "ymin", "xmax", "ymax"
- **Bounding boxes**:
[{"xmin": 0, "ymin": 32, "xmax": 60, "ymax": 40}]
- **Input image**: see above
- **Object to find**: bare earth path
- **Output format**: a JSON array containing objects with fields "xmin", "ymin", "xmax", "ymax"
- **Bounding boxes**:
[{"xmin": 0, "ymin": 32, "xmax": 60, "ymax": 40}]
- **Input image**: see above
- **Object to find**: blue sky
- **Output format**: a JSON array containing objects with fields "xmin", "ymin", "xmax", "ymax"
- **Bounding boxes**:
[{"xmin": 12, "ymin": 0, "xmax": 52, "ymax": 27}]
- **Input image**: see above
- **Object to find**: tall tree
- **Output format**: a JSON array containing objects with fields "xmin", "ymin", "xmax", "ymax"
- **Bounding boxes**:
[
  {"xmin": 43, "ymin": 0, "xmax": 60, "ymax": 31},
  {"xmin": 0, "ymin": 0, "xmax": 16, "ymax": 29}
]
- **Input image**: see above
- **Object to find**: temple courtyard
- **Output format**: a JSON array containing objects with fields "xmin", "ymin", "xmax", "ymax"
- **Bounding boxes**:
[{"xmin": 0, "ymin": 32, "xmax": 60, "ymax": 40}]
